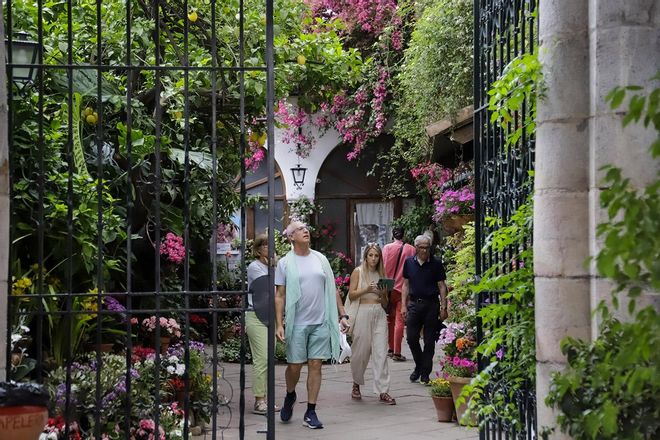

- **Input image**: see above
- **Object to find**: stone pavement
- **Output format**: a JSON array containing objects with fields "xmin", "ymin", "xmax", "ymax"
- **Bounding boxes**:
[{"xmin": 195, "ymin": 344, "xmax": 478, "ymax": 440}]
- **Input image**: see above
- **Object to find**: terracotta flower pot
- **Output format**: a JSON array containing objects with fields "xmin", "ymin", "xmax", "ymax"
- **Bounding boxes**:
[
  {"xmin": 152, "ymin": 335, "xmax": 171, "ymax": 354},
  {"xmin": 447, "ymin": 376, "xmax": 477, "ymax": 426},
  {"xmin": 431, "ymin": 395, "xmax": 454, "ymax": 422},
  {"xmin": 97, "ymin": 343, "xmax": 114, "ymax": 353},
  {"xmin": 0, "ymin": 382, "xmax": 49, "ymax": 440},
  {"xmin": 442, "ymin": 214, "xmax": 473, "ymax": 236},
  {"xmin": 0, "ymin": 406, "xmax": 48, "ymax": 440}
]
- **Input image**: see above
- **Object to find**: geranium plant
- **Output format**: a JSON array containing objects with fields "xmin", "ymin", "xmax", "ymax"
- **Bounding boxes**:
[
  {"xmin": 438, "ymin": 324, "xmax": 477, "ymax": 378},
  {"xmin": 142, "ymin": 316, "xmax": 182, "ymax": 339}
]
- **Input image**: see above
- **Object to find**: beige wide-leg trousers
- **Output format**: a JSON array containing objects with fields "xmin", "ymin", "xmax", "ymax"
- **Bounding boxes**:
[{"xmin": 350, "ymin": 303, "xmax": 391, "ymax": 394}]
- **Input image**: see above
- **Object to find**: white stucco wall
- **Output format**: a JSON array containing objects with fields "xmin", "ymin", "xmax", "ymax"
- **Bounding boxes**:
[{"xmin": 267, "ymin": 98, "xmax": 343, "ymax": 202}]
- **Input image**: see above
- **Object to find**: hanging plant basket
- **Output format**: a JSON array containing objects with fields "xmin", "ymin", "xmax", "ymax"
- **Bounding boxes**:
[{"xmin": 441, "ymin": 214, "xmax": 473, "ymax": 236}]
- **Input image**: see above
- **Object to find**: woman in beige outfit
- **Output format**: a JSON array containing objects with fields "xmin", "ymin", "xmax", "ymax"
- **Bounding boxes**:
[{"xmin": 347, "ymin": 243, "xmax": 396, "ymax": 405}]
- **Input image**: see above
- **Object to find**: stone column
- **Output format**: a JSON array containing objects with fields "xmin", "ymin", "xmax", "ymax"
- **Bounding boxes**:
[
  {"xmin": 534, "ymin": 1, "xmax": 592, "ymax": 437},
  {"xmin": 588, "ymin": 0, "xmax": 660, "ymax": 325},
  {"xmin": 0, "ymin": 9, "xmax": 9, "ymax": 381}
]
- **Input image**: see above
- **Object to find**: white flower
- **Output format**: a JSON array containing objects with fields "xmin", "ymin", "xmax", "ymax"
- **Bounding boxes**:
[{"xmin": 175, "ymin": 363, "xmax": 186, "ymax": 376}]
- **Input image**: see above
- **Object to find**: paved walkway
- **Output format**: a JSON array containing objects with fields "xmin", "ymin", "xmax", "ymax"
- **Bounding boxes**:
[{"xmin": 195, "ymin": 344, "xmax": 478, "ymax": 440}]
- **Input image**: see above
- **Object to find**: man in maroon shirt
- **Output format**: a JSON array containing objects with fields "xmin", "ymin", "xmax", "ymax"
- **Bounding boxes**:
[{"xmin": 382, "ymin": 226, "xmax": 416, "ymax": 361}]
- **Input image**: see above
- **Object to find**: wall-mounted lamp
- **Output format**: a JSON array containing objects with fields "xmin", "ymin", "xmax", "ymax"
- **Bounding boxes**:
[
  {"xmin": 5, "ymin": 31, "xmax": 40, "ymax": 90},
  {"xmin": 291, "ymin": 163, "xmax": 307, "ymax": 189}
]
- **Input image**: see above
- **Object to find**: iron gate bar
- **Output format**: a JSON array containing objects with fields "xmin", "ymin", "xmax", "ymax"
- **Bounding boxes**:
[
  {"xmin": 210, "ymin": 0, "xmax": 221, "ymax": 435},
  {"xmin": 474, "ymin": 0, "xmax": 537, "ymax": 439},
  {"xmin": 266, "ymin": 0, "xmax": 277, "ymax": 436}
]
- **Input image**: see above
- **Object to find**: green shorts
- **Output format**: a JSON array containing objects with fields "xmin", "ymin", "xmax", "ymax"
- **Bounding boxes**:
[{"xmin": 287, "ymin": 323, "xmax": 331, "ymax": 364}]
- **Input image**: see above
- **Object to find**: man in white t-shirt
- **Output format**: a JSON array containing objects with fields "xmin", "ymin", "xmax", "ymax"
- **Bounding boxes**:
[{"xmin": 275, "ymin": 220, "xmax": 349, "ymax": 429}]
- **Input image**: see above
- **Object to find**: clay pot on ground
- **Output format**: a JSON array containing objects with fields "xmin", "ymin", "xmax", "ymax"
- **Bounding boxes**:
[
  {"xmin": 431, "ymin": 395, "xmax": 454, "ymax": 422},
  {"xmin": 447, "ymin": 376, "xmax": 477, "ymax": 426}
]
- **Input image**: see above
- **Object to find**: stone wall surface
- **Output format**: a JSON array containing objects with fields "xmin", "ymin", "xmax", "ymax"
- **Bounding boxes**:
[{"xmin": 536, "ymin": 0, "xmax": 660, "ymax": 437}]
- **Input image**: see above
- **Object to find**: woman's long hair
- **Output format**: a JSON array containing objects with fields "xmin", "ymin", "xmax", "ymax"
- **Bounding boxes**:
[{"xmin": 359, "ymin": 243, "xmax": 385, "ymax": 279}]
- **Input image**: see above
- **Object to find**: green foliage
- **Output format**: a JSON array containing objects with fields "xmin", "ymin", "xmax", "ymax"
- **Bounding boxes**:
[
  {"xmin": 391, "ymin": 201, "xmax": 435, "ymax": 243},
  {"xmin": 6, "ymin": 0, "xmax": 365, "ymax": 305},
  {"xmin": 546, "ymin": 76, "xmax": 660, "ymax": 440},
  {"xmin": 444, "ymin": 223, "xmax": 476, "ymax": 325},
  {"xmin": 546, "ymin": 309, "xmax": 659, "ymax": 440},
  {"xmin": 462, "ymin": 201, "xmax": 535, "ymax": 429},
  {"xmin": 288, "ymin": 196, "xmax": 319, "ymax": 224},
  {"xmin": 393, "ymin": 0, "xmax": 473, "ymax": 157},
  {"xmin": 606, "ymin": 72, "xmax": 660, "ymax": 158},
  {"xmin": 377, "ymin": 0, "xmax": 473, "ymax": 197},
  {"xmin": 220, "ymin": 335, "xmax": 252, "ymax": 363},
  {"xmin": 488, "ymin": 51, "xmax": 544, "ymax": 150}
]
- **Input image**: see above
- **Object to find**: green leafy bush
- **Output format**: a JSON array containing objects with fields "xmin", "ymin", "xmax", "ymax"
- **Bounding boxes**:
[{"xmin": 463, "ymin": 201, "xmax": 535, "ymax": 429}]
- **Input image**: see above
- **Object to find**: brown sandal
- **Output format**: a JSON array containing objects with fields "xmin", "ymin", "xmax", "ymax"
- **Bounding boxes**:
[
  {"xmin": 379, "ymin": 393, "xmax": 396, "ymax": 405},
  {"xmin": 351, "ymin": 383, "xmax": 362, "ymax": 400}
]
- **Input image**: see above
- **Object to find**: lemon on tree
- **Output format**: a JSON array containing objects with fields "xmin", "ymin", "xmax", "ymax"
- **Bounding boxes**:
[
  {"xmin": 188, "ymin": 10, "xmax": 198, "ymax": 22},
  {"xmin": 297, "ymin": 55, "xmax": 306, "ymax": 65}
]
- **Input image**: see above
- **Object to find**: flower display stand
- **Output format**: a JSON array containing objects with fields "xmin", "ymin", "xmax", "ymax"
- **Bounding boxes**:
[
  {"xmin": 447, "ymin": 376, "xmax": 477, "ymax": 426},
  {"xmin": 431, "ymin": 395, "xmax": 454, "ymax": 422}
]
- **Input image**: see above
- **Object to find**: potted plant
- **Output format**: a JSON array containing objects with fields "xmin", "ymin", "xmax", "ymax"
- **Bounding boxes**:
[
  {"xmin": 142, "ymin": 316, "xmax": 182, "ymax": 353},
  {"xmin": 0, "ymin": 382, "xmax": 49, "ymax": 440},
  {"xmin": 428, "ymin": 378, "xmax": 454, "ymax": 422},
  {"xmin": 438, "ymin": 322, "xmax": 478, "ymax": 426}
]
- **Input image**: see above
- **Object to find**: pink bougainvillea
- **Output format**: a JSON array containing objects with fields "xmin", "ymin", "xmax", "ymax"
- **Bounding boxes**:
[
  {"xmin": 411, "ymin": 162, "xmax": 475, "ymax": 222},
  {"xmin": 275, "ymin": 100, "xmax": 316, "ymax": 158},
  {"xmin": 305, "ymin": 0, "xmax": 402, "ymax": 49}
]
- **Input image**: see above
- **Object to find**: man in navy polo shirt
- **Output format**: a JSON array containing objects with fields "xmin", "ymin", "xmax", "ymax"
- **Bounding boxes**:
[{"xmin": 401, "ymin": 234, "xmax": 449, "ymax": 384}]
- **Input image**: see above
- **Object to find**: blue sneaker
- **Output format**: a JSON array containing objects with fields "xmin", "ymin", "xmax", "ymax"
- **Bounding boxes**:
[
  {"xmin": 280, "ymin": 392, "xmax": 296, "ymax": 422},
  {"xmin": 303, "ymin": 409, "xmax": 323, "ymax": 429}
]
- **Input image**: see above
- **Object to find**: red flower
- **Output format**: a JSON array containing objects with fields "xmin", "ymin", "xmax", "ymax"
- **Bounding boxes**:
[{"xmin": 190, "ymin": 314, "xmax": 208, "ymax": 325}]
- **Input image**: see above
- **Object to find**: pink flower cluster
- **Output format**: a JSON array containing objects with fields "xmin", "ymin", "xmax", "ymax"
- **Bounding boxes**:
[
  {"xmin": 333, "ymin": 68, "xmax": 391, "ymax": 161},
  {"xmin": 432, "ymin": 187, "xmax": 475, "ymax": 220},
  {"xmin": 160, "ymin": 232, "xmax": 185, "ymax": 264},
  {"xmin": 245, "ymin": 133, "xmax": 266, "ymax": 172},
  {"xmin": 334, "ymin": 274, "xmax": 350, "ymax": 286},
  {"xmin": 335, "ymin": 251, "xmax": 353, "ymax": 266},
  {"xmin": 449, "ymin": 356, "xmax": 477, "ymax": 371},
  {"xmin": 142, "ymin": 316, "xmax": 182, "ymax": 338},
  {"xmin": 438, "ymin": 322, "xmax": 464, "ymax": 345},
  {"xmin": 275, "ymin": 100, "xmax": 316, "ymax": 158},
  {"xmin": 305, "ymin": 0, "xmax": 402, "ymax": 50},
  {"xmin": 130, "ymin": 418, "xmax": 166, "ymax": 440},
  {"xmin": 410, "ymin": 162, "xmax": 453, "ymax": 194}
]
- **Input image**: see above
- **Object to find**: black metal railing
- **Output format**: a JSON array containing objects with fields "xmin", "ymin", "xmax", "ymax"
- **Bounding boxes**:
[
  {"xmin": 474, "ymin": 0, "xmax": 537, "ymax": 438},
  {"xmin": 4, "ymin": 1, "xmax": 276, "ymax": 439}
]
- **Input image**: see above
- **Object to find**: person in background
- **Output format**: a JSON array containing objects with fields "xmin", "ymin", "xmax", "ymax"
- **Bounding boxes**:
[
  {"xmin": 401, "ymin": 235, "xmax": 449, "ymax": 385},
  {"xmin": 347, "ymin": 243, "xmax": 396, "ymax": 405},
  {"xmin": 246, "ymin": 234, "xmax": 280, "ymax": 415},
  {"xmin": 382, "ymin": 226, "xmax": 416, "ymax": 362},
  {"xmin": 275, "ymin": 220, "xmax": 349, "ymax": 429}
]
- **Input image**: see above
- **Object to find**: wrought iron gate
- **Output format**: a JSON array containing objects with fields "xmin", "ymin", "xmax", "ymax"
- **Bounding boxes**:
[
  {"xmin": 4, "ymin": 0, "xmax": 276, "ymax": 438},
  {"xmin": 474, "ymin": 0, "xmax": 537, "ymax": 438}
]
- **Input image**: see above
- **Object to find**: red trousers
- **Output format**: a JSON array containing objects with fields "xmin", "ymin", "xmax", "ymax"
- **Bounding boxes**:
[{"xmin": 387, "ymin": 290, "xmax": 405, "ymax": 355}]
